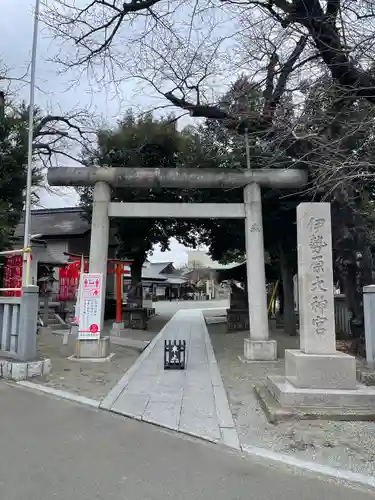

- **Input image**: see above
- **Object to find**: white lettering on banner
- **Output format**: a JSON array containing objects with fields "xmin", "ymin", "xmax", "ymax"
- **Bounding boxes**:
[{"xmin": 78, "ymin": 273, "xmax": 103, "ymax": 340}]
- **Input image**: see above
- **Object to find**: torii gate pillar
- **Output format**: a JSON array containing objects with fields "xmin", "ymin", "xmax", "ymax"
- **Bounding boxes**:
[
  {"xmin": 74, "ymin": 181, "xmax": 111, "ymax": 359},
  {"xmin": 89, "ymin": 181, "xmax": 111, "ymax": 328},
  {"xmin": 244, "ymin": 183, "xmax": 276, "ymax": 360}
]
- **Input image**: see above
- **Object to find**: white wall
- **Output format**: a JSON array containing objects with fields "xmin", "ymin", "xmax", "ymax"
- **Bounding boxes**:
[{"xmin": 32, "ymin": 240, "xmax": 69, "ymax": 265}]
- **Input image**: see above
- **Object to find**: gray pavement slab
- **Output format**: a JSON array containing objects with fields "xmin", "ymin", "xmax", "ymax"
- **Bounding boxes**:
[
  {"xmin": 104, "ymin": 307, "xmax": 240, "ymax": 448},
  {"xmin": 1, "ymin": 383, "xmax": 373, "ymax": 500},
  {"xmin": 179, "ymin": 417, "xmax": 222, "ymax": 442},
  {"xmin": 143, "ymin": 400, "xmax": 181, "ymax": 429},
  {"xmin": 112, "ymin": 393, "xmax": 150, "ymax": 417}
]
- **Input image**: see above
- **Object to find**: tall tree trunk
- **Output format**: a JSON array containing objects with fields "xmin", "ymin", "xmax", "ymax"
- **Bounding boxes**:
[
  {"xmin": 278, "ymin": 278, "xmax": 284, "ymax": 318},
  {"xmin": 342, "ymin": 264, "xmax": 361, "ymax": 333},
  {"xmin": 279, "ymin": 242, "xmax": 297, "ymax": 336}
]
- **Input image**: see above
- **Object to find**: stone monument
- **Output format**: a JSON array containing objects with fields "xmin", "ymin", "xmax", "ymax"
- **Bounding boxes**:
[
  {"xmin": 260, "ymin": 203, "xmax": 375, "ymax": 418},
  {"xmin": 123, "ymin": 282, "xmax": 148, "ymax": 330},
  {"xmin": 227, "ymin": 281, "xmax": 249, "ymax": 332}
]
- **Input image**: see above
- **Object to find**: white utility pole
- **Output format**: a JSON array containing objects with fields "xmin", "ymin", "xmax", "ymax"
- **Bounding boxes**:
[{"xmin": 23, "ymin": 0, "xmax": 41, "ymax": 284}]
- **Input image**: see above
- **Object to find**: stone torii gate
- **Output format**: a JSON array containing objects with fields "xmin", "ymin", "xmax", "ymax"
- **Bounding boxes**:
[{"xmin": 48, "ymin": 167, "xmax": 307, "ymax": 360}]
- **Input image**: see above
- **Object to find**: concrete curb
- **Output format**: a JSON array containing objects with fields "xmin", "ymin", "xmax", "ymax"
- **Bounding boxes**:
[
  {"xmin": 196, "ymin": 307, "xmax": 227, "ymax": 311},
  {"xmin": 200, "ymin": 311, "xmax": 240, "ymax": 450},
  {"xmin": 16, "ymin": 380, "xmax": 100, "ymax": 408},
  {"xmin": 106, "ymin": 405, "xmax": 220, "ymax": 445},
  {"xmin": 67, "ymin": 353, "xmax": 115, "ymax": 363},
  {"xmin": 0, "ymin": 358, "xmax": 51, "ymax": 381},
  {"xmin": 15, "ymin": 377, "xmax": 222, "ymax": 448},
  {"xmin": 241, "ymin": 444, "xmax": 375, "ymax": 490}
]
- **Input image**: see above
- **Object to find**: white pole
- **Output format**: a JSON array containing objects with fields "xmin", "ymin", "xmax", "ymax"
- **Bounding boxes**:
[
  {"xmin": 23, "ymin": 0, "xmax": 40, "ymax": 284},
  {"xmin": 244, "ymin": 128, "xmax": 251, "ymax": 170}
]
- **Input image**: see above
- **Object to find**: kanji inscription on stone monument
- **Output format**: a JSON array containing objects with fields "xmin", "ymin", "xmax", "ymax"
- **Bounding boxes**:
[{"xmin": 297, "ymin": 203, "xmax": 336, "ymax": 354}]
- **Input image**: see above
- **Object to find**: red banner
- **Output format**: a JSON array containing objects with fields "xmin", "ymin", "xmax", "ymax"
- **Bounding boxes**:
[
  {"xmin": 3, "ymin": 255, "xmax": 23, "ymax": 296},
  {"xmin": 57, "ymin": 260, "xmax": 89, "ymax": 301},
  {"xmin": 57, "ymin": 258, "xmax": 132, "ymax": 301}
]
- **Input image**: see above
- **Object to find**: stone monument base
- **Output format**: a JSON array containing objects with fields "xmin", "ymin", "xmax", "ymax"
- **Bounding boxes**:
[
  {"xmin": 254, "ymin": 348, "xmax": 375, "ymax": 422},
  {"xmin": 266, "ymin": 374, "xmax": 375, "ymax": 408},
  {"xmin": 254, "ymin": 381, "xmax": 375, "ymax": 423},
  {"xmin": 284, "ymin": 349, "xmax": 357, "ymax": 389},
  {"xmin": 266, "ymin": 375, "xmax": 375, "ymax": 418},
  {"xmin": 244, "ymin": 339, "xmax": 277, "ymax": 361},
  {"xmin": 75, "ymin": 336, "xmax": 110, "ymax": 359}
]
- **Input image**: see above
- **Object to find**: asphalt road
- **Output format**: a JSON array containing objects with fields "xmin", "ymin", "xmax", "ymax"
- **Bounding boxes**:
[{"xmin": 0, "ymin": 383, "xmax": 373, "ymax": 500}]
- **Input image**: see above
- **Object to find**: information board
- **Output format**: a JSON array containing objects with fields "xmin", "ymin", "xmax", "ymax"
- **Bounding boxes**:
[{"xmin": 78, "ymin": 273, "xmax": 103, "ymax": 340}]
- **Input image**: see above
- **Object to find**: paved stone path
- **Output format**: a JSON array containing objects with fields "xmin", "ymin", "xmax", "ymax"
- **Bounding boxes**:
[{"xmin": 101, "ymin": 308, "xmax": 240, "ymax": 449}]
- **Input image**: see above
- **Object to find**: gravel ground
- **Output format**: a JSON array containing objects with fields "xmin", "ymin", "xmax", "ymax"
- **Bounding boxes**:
[
  {"xmin": 34, "ymin": 315, "xmax": 169, "ymax": 401},
  {"xmin": 206, "ymin": 316, "xmax": 375, "ymax": 477}
]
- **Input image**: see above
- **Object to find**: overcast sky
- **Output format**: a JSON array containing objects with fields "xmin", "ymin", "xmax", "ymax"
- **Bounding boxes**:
[{"xmin": 1, "ymin": 0, "xmax": 206, "ymax": 266}]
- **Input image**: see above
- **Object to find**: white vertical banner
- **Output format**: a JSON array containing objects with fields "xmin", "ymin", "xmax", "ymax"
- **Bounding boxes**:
[{"xmin": 78, "ymin": 273, "xmax": 104, "ymax": 340}]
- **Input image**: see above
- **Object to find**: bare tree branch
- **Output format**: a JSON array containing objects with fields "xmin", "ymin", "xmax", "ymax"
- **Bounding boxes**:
[
  {"xmin": 326, "ymin": 0, "xmax": 341, "ymax": 22},
  {"xmin": 263, "ymin": 35, "xmax": 308, "ymax": 120}
]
